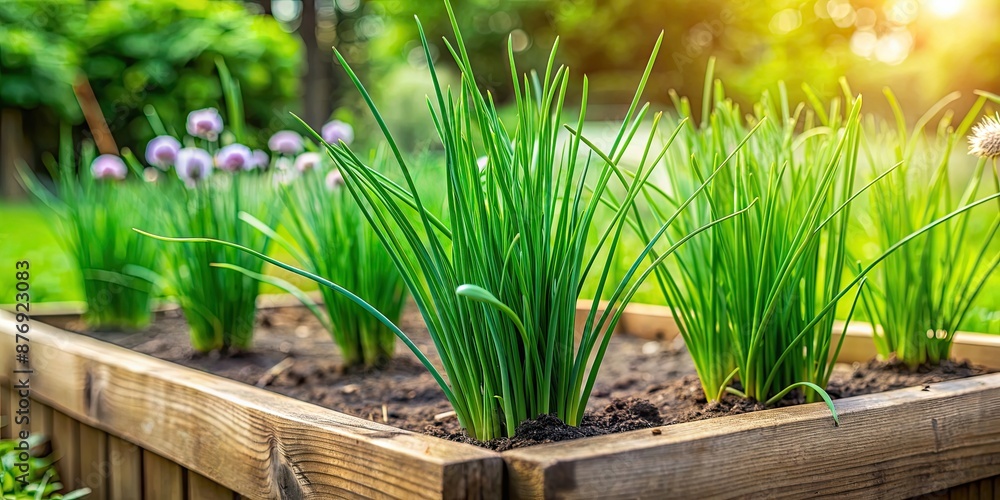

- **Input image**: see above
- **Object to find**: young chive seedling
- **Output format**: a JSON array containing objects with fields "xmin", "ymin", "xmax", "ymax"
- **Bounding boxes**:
[
  {"xmin": 139, "ymin": 3, "xmax": 744, "ymax": 440},
  {"xmin": 21, "ymin": 126, "xmax": 158, "ymax": 331},
  {"xmin": 860, "ymin": 91, "xmax": 1000, "ymax": 368}
]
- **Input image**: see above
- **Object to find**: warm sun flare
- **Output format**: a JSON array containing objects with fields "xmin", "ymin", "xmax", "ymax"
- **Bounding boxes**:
[{"xmin": 925, "ymin": 0, "xmax": 965, "ymax": 18}]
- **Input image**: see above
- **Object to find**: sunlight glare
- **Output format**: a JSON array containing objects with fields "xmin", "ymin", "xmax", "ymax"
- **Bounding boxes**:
[{"xmin": 925, "ymin": 0, "xmax": 965, "ymax": 18}]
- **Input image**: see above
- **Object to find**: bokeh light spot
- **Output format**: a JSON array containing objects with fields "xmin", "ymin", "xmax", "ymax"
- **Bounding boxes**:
[
  {"xmin": 925, "ymin": 0, "xmax": 965, "ymax": 18},
  {"xmin": 769, "ymin": 9, "xmax": 803, "ymax": 35}
]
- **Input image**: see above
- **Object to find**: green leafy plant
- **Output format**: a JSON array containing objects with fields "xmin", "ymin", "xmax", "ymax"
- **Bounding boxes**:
[
  {"xmin": 1, "ymin": 435, "xmax": 90, "ymax": 499},
  {"xmin": 860, "ymin": 91, "xmax": 1000, "ymax": 368},
  {"xmin": 639, "ymin": 70, "xmax": 1000, "ymax": 415},
  {"xmin": 140, "ymin": 64, "xmax": 279, "ymax": 352},
  {"xmin": 155, "ymin": 174, "xmax": 276, "ymax": 352},
  {"xmin": 0, "ymin": 0, "xmax": 301, "ymax": 152},
  {"xmin": 634, "ymin": 76, "xmax": 861, "ymax": 412},
  {"xmin": 234, "ymin": 152, "xmax": 408, "ymax": 369},
  {"xmin": 138, "ymin": 3, "xmax": 745, "ymax": 440},
  {"xmin": 20, "ymin": 126, "xmax": 158, "ymax": 331}
]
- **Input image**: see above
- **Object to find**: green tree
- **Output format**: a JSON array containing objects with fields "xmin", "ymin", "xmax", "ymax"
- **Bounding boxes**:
[{"xmin": 0, "ymin": 0, "xmax": 303, "ymax": 154}]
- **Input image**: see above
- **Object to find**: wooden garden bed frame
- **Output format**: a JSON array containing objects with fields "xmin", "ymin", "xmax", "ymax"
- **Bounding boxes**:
[{"xmin": 1, "ymin": 300, "xmax": 998, "ymax": 499}]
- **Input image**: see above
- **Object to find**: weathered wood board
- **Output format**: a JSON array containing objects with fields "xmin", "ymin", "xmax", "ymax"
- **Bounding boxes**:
[
  {"xmin": 0, "ymin": 310, "xmax": 502, "ymax": 499},
  {"xmin": 504, "ymin": 373, "xmax": 1000, "ymax": 499}
]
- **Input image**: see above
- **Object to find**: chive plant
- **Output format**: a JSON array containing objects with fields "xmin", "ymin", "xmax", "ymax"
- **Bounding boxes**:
[
  {"xmin": 140, "ymin": 3, "xmax": 747, "ymax": 440},
  {"xmin": 155, "ymin": 172, "xmax": 276, "ymax": 352},
  {"xmin": 21, "ymin": 126, "xmax": 158, "ymax": 331},
  {"xmin": 638, "ymin": 70, "xmax": 1000, "ymax": 413},
  {"xmin": 859, "ymin": 91, "xmax": 1000, "ymax": 368},
  {"xmin": 635, "ymin": 77, "xmax": 863, "ymax": 409},
  {"xmin": 237, "ymin": 150, "xmax": 408, "ymax": 369},
  {"xmin": 141, "ymin": 64, "xmax": 279, "ymax": 352}
]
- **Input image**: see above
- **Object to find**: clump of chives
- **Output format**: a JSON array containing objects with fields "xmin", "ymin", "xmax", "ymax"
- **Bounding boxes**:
[{"xmin": 21, "ymin": 127, "xmax": 158, "ymax": 331}]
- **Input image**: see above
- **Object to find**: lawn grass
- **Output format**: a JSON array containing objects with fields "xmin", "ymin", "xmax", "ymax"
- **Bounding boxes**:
[
  {"xmin": 0, "ymin": 203, "xmax": 80, "ymax": 303},
  {"xmin": 0, "ymin": 201, "xmax": 316, "ymax": 305},
  {"xmin": 3, "ymin": 146, "xmax": 996, "ymax": 335}
]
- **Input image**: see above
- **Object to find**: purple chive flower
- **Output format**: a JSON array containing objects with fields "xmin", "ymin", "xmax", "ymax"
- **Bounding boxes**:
[
  {"xmin": 249, "ymin": 149, "xmax": 269, "ymax": 170},
  {"xmin": 322, "ymin": 120, "xmax": 354, "ymax": 145},
  {"xmin": 325, "ymin": 170, "xmax": 345, "ymax": 191},
  {"xmin": 294, "ymin": 152, "xmax": 322, "ymax": 173},
  {"xmin": 175, "ymin": 148, "xmax": 214, "ymax": 185},
  {"xmin": 268, "ymin": 130, "xmax": 304, "ymax": 155},
  {"xmin": 214, "ymin": 144, "xmax": 253, "ymax": 172},
  {"xmin": 145, "ymin": 135, "xmax": 181, "ymax": 169},
  {"xmin": 91, "ymin": 154, "xmax": 128, "ymax": 181},
  {"xmin": 186, "ymin": 108, "xmax": 224, "ymax": 141}
]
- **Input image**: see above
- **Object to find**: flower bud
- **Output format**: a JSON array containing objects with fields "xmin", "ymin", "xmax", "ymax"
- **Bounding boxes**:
[
  {"xmin": 268, "ymin": 130, "xmax": 304, "ymax": 155},
  {"xmin": 294, "ymin": 152, "xmax": 322, "ymax": 173},
  {"xmin": 186, "ymin": 108, "xmax": 224, "ymax": 141},
  {"xmin": 214, "ymin": 144, "xmax": 253, "ymax": 172},
  {"xmin": 325, "ymin": 169, "xmax": 345, "ymax": 191},
  {"xmin": 322, "ymin": 120, "xmax": 355, "ymax": 145},
  {"xmin": 145, "ymin": 135, "xmax": 181, "ymax": 169},
  {"xmin": 969, "ymin": 114, "xmax": 1000, "ymax": 159},
  {"xmin": 175, "ymin": 148, "xmax": 214, "ymax": 185},
  {"xmin": 250, "ymin": 149, "xmax": 269, "ymax": 170},
  {"xmin": 91, "ymin": 154, "xmax": 128, "ymax": 181}
]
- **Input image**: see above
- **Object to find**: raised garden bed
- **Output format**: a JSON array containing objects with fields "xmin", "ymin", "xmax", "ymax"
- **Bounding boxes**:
[{"xmin": 1, "ymin": 301, "xmax": 998, "ymax": 499}]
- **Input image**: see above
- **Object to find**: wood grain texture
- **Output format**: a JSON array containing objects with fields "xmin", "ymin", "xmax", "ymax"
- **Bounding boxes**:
[
  {"xmin": 51, "ymin": 410, "xmax": 81, "ymax": 490},
  {"xmin": 30, "ymin": 400, "xmax": 52, "ymax": 441},
  {"xmin": 1, "ymin": 381, "xmax": 10, "ymax": 439},
  {"xmin": 574, "ymin": 301, "xmax": 1000, "ymax": 370},
  {"xmin": 143, "ymin": 449, "xmax": 184, "ymax": 500},
  {"xmin": 188, "ymin": 471, "xmax": 237, "ymax": 500},
  {"xmin": 831, "ymin": 321, "xmax": 1000, "ymax": 369},
  {"xmin": 78, "ymin": 422, "xmax": 109, "ymax": 500},
  {"xmin": 108, "ymin": 436, "xmax": 142, "ymax": 500},
  {"xmin": 504, "ymin": 373, "xmax": 1000, "ymax": 499},
  {"xmin": 0, "ymin": 310, "xmax": 502, "ymax": 500},
  {"xmin": 941, "ymin": 475, "xmax": 1000, "ymax": 500}
]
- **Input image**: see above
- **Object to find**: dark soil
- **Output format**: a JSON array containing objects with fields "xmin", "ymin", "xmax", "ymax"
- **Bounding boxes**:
[{"xmin": 52, "ymin": 305, "xmax": 991, "ymax": 450}]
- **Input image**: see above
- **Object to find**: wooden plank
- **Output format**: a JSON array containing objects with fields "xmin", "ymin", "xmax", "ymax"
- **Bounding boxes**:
[
  {"xmin": 108, "ymin": 435, "xmax": 142, "ymax": 500},
  {"xmin": 0, "ymin": 292, "xmax": 315, "ymax": 317},
  {"xmin": 966, "ymin": 479, "xmax": 980, "ymax": 499},
  {"xmin": 188, "ymin": 471, "xmax": 236, "ymax": 500},
  {"xmin": 78, "ymin": 422, "xmax": 109, "ymax": 500},
  {"xmin": 831, "ymin": 321, "xmax": 1000, "ymax": 370},
  {"xmin": 0, "ymin": 381, "xmax": 10, "ymax": 439},
  {"xmin": 503, "ymin": 373, "xmax": 1000, "ymax": 499},
  {"xmin": 574, "ymin": 301, "xmax": 1000, "ymax": 370},
  {"xmin": 983, "ymin": 475, "xmax": 995, "ymax": 500},
  {"xmin": 143, "ymin": 450, "xmax": 184, "ymax": 500},
  {"xmin": 0, "ymin": 310, "xmax": 502, "ymax": 499},
  {"xmin": 51, "ymin": 410, "xmax": 82, "ymax": 490},
  {"xmin": 616, "ymin": 303, "xmax": 678, "ymax": 341},
  {"xmin": 30, "ymin": 400, "xmax": 53, "ymax": 441}
]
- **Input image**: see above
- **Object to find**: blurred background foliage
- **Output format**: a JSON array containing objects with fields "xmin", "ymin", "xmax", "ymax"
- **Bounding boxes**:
[
  {"xmin": 0, "ymin": 0, "xmax": 302, "ymax": 155},
  {"xmin": 363, "ymin": 0, "xmax": 1000, "ymax": 119},
  {"xmin": 3, "ymin": 0, "xmax": 999, "ymax": 154},
  {"xmin": 0, "ymin": 0, "xmax": 997, "ymax": 331}
]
